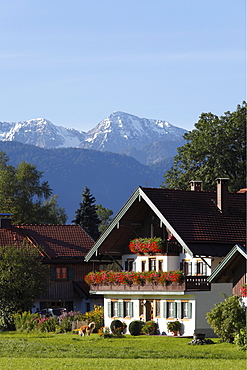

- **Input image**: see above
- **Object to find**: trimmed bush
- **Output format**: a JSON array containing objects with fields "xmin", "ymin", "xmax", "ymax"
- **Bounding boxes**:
[
  {"xmin": 110, "ymin": 319, "xmax": 124, "ymax": 335},
  {"xmin": 129, "ymin": 320, "xmax": 144, "ymax": 336}
]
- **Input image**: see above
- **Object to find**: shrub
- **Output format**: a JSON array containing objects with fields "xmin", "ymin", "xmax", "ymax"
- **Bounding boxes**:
[
  {"xmin": 234, "ymin": 328, "xmax": 247, "ymax": 350},
  {"xmin": 129, "ymin": 320, "xmax": 144, "ymax": 336},
  {"xmin": 13, "ymin": 312, "xmax": 39, "ymax": 332},
  {"xmin": 141, "ymin": 321, "xmax": 157, "ymax": 335},
  {"xmin": 81, "ymin": 305, "xmax": 104, "ymax": 331},
  {"xmin": 206, "ymin": 295, "xmax": 246, "ymax": 342},
  {"xmin": 37, "ymin": 317, "xmax": 58, "ymax": 332},
  {"xmin": 110, "ymin": 319, "xmax": 124, "ymax": 336}
]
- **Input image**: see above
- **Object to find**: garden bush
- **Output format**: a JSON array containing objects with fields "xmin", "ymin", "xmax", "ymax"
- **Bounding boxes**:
[
  {"xmin": 129, "ymin": 320, "xmax": 144, "ymax": 336},
  {"xmin": 206, "ymin": 295, "xmax": 246, "ymax": 342},
  {"xmin": 110, "ymin": 319, "xmax": 124, "ymax": 335},
  {"xmin": 13, "ymin": 312, "xmax": 39, "ymax": 332},
  {"xmin": 141, "ymin": 321, "xmax": 157, "ymax": 335},
  {"xmin": 234, "ymin": 328, "xmax": 247, "ymax": 350},
  {"xmin": 81, "ymin": 305, "xmax": 104, "ymax": 331}
]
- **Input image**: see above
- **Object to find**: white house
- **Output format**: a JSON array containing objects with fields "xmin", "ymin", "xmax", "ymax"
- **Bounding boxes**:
[{"xmin": 85, "ymin": 179, "xmax": 246, "ymax": 336}]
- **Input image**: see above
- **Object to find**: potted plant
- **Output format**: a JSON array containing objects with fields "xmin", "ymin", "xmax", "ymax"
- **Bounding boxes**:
[{"xmin": 167, "ymin": 320, "xmax": 181, "ymax": 336}]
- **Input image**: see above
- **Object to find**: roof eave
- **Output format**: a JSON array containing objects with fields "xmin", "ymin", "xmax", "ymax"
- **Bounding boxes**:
[
  {"xmin": 208, "ymin": 244, "xmax": 247, "ymax": 282},
  {"xmin": 85, "ymin": 187, "xmax": 193, "ymax": 262}
]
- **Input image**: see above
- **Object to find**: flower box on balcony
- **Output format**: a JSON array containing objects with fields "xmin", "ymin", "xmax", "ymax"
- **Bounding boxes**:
[
  {"xmin": 129, "ymin": 237, "xmax": 163, "ymax": 254},
  {"xmin": 84, "ymin": 270, "xmax": 184, "ymax": 287}
]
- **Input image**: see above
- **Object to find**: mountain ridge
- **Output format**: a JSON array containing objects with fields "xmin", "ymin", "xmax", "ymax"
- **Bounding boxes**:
[{"xmin": 0, "ymin": 112, "xmax": 187, "ymax": 165}]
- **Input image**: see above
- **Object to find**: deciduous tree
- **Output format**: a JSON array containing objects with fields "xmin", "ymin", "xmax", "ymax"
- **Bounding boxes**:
[
  {"xmin": 162, "ymin": 102, "xmax": 246, "ymax": 192},
  {"xmin": 0, "ymin": 245, "xmax": 48, "ymax": 329},
  {"xmin": 0, "ymin": 152, "xmax": 67, "ymax": 224}
]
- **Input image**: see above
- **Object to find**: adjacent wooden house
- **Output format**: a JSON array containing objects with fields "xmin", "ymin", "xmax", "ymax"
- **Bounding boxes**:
[
  {"xmin": 84, "ymin": 179, "xmax": 246, "ymax": 336},
  {"xmin": 0, "ymin": 217, "xmax": 103, "ymax": 313}
]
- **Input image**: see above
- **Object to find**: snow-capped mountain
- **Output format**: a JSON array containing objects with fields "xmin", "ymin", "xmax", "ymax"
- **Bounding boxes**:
[
  {"xmin": 0, "ymin": 112, "xmax": 187, "ymax": 164},
  {"xmin": 0, "ymin": 118, "xmax": 86, "ymax": 148},
  {"xmin": 82, "ymin": 111, "xmax": 186, "ymax": 150}
]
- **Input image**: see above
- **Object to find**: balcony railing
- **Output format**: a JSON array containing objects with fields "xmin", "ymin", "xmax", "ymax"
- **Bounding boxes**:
[
  {"xmin": 185, "ymin": 276, "xmax": 211, "ymax": 291},
  {"xmin": 89, "ymin": 276, "xmax": 211, "ymax": 293}
]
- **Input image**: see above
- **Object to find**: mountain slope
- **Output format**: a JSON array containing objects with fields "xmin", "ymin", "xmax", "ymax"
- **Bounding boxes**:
[
  {"xmin": 0, "ymin": 118, "xmax": 86, "ymax": 148},
  {"xmin": 0, "ymin": 112, "xmax": 186, "ymax": 165},
  {"xmin": 0, "ymin": 141, "xmax": 167, "ymax": 221}
]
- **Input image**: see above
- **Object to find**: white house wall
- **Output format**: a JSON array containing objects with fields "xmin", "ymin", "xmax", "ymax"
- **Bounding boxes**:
[
  {"xmin": 193, "ymin": 282, "xmax": 232, "ymax": 337},
  {"xmin": 104, "ymin": 293, "xmax": 196, "ymax": 336}
]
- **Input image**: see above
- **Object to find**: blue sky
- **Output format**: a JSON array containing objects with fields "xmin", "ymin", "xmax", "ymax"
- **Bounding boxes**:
[{"xmin": 0, "ymin": 0, "xmax": 245, "ymax": 132}]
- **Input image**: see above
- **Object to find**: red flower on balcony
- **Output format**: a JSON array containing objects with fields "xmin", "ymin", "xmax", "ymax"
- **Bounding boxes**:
[
  {"xmin": 240, "ymin": 284, "xmax": 247, "ymax": 297},
  {"xmin": 129, "ymin": 237, "xmax": 163, "ymax": 254},
  {"xmin": 84, "ymin": 270, "xmax": 184, "ymax": 286}
]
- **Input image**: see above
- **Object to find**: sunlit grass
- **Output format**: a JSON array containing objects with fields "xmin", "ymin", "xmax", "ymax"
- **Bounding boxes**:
[{"xmin": 0, "ymin": 332, "xmax": 245, "ymax": 369}]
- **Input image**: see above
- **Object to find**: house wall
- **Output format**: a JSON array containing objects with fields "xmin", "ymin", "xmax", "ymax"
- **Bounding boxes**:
[
  {"xmin": 194, "ymin": 282, "xmax": 232, "ymax": 337},
  {"xmin": 34, "ymin": 262, "xmax": 102, "ymax": 314},
  {"xmin": 122, "ymin": 253, "xmax": 212, "ymax": 276},
  {"xmin": 103, "ymin": 293, "xmax": 196, "ymax": 336}
]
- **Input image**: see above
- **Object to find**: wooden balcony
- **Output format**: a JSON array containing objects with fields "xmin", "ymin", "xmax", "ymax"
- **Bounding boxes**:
[{"xmin": 89, "ymin": 276, "xmax": 210, "ymax": 293}]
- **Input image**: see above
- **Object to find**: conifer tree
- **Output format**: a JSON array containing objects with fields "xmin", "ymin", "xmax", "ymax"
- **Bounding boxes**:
[{"xmin": 72, "ymin": 186, "xmax": 100, "ymax": 240}]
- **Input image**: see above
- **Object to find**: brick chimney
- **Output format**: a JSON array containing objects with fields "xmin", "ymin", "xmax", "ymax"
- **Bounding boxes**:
[
  {"xmin": 0, "ymin": 213, "xmax": 12, "ymax": 229},
  {"xmin": 216, "ymin": 178, "xmax": 229, "ymax": 214},
  {"xmin": 190, "ymin": 181, "xmax": 202, "ymax": 191}
]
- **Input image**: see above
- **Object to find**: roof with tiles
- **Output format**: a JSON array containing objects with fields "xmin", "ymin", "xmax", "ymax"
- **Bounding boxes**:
[
  {"xmin": 85, "ymin": 185, "xmax": 246, "ymax": 261},
  {"xmin": 141, "ymin": 187, "xmax": 246, "ymax": 255},
  {"xmin": 0, "ymin": 224, "xmax": 95, "ymax": 260}
]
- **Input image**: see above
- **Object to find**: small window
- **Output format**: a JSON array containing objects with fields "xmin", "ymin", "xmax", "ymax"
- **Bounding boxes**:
[
  {"xmin": 182, "ymin": 261, "xmax": 192, "ymax": 275},
  {"xmin": 167, "ymin": 301, "xmax": 176, "ymax": 318},
  {"xmin": 124, "ymin": 301, "xmax": 132, "ymax": 317},
  {"xmin": 141, "ymin": 260, "xmax": 146, "ymax": 272},
  {"xmin": 181, "ymin": 302, "xmax": 192, "ymax": 319},
  {"xmin": 149, "ymin": 258, "xmax": 156, "ymax": 271},
  {"xmin": 158, "ymin": 260, "xmax": 163, "ymax": 271},
  {"xmin": 125, "ymin": 259, "xmax": 134, "ymax": 271},
  {"xmin": 56, "ymin": 267, "xmax": 67, "ymax": 279},
  {"xmin": 112, "ymin": 301, "xmax": 118, "ymax": 317}
]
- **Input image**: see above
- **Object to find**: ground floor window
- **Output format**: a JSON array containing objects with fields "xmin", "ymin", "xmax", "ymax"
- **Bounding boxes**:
[
  {"xmin": 108, "ymin": 300, "xmax": 134, "ymax": 318},
  {"xmin": 163, "ymin": 300, "xmax": 192, "ymax": 319}
]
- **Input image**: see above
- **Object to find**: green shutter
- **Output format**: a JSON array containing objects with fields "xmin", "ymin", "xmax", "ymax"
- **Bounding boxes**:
[
  {"xmin": 68, "ymin": 267, "xmax": 74, "ymax": 280},
  {"xmin": 173, "ymin": 302, "xmax": 177, "ymax": 318},
  {"xmin": 177, "ymin": 301, "xmax": 182, "ymax": 319},
  {"xmin": 108, "ymin": 302, "xmax": 112, "ymax": 318},
  {"xmin": 163, "ymin": 301, "xmax": 167, "ymax": 318},
  {"xmin": 129, "ymin": 302, "xmax": 134, "ymax": 317},
  {"xmin": 118, "ymin": 302, "xmax": 124, "ymax": 317},
  {"xmin": 188, "ymin": 302, "xmax": 192, "ymax": 319},
  {"xmin": 50, "ymin": 267, "xmax": 56, "ymax": 280}
]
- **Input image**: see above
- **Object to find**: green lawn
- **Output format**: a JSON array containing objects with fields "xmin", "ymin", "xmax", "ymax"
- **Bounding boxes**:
[{"xmin": 0, "ymin": 332, "xmax": 245, "ymax": 370}]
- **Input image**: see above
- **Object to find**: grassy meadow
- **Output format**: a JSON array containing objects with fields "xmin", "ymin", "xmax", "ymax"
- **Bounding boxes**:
[{"xmin": 0, "ymin": 332, "xmax": 245, "ymax": 370}]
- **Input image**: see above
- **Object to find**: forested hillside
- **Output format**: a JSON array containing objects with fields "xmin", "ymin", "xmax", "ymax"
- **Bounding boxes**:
[{"xmin": 0, "ymin": 142, "xmax": 167, "ymax": 222}]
